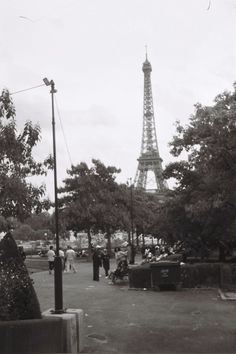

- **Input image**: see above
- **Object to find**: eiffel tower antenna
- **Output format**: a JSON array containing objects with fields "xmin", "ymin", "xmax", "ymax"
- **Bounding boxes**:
[
  {"xmin": 145, "ymin": 44, "xmax": 148, "ymax": 60},
  {"xmin": 134, "ymin": 52, "xmax": 168, "ymax": 194}
]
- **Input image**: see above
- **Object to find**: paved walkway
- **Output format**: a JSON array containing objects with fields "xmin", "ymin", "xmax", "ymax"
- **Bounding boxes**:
[{"xmin": 31, "ymin": 259, "xmax": 236, "ymax": 353}]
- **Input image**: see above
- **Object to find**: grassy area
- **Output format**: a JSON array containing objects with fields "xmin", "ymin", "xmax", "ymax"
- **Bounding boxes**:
[
  {"xmin": 25, "ymin": 257, "xmax": 48, "ymax": 273},
  {"xmin": 25, "ymin": 255, "xmax": 90, "ymax": 273}
]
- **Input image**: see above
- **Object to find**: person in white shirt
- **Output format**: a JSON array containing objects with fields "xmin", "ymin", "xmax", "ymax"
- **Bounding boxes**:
[
  {"xmin": 65, "ymin": 246, "xmax": 77, "ymax": 273},
  {"xmin": 47, "ymin": 245, "xmax": 55, "ymax": 274}
]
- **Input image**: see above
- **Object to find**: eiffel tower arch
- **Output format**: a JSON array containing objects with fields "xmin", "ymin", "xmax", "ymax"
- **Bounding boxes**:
[{"xmin": 134, "ymin": 53, "xmax": 168, "ymax": 197}]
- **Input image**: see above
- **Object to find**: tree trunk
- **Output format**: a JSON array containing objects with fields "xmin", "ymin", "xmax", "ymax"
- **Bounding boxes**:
[
  {"xmin": 219, "ymin": 243, "xmax": 226, "ymax": 262},
  {"xmin": 106, "ymin": 232, "xmax": 112, "ymax": 256},
  {"xmin": 129, "ymin": 244, "xmax": 135, "ymax": 264},
  {"xmin": 136, "ymin": 232, "xmax": 139, "ymax": 248},
  {"xmin": 128, "ymin": 231, "xmax": 131, "ymax": 244},
  {"xmin": 142, "ymin": 234, "xmax": 145, "ymax": 246}
]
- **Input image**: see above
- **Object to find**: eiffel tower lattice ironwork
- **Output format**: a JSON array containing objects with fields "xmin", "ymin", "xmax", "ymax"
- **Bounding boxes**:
[{"xmin": 134, "ymin": 54, "xmax": 167, "ymax": 192}]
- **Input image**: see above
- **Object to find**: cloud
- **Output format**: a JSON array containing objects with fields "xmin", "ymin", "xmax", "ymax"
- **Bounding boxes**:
[
  {"xmin": 67, "ymin": 105, "xmax": 119, "ymax": 128},
  {"xmin": 0, "ymin": 0, "xmax": 235, "ymax": 198}
]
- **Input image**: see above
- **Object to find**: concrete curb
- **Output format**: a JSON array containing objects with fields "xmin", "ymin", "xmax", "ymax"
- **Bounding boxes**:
[
  {"xmin": 67, "ymin": 308, "xmax": 84, "ymax": 353},
  {"xmin": 218, "ymin": 288, "xmax": 236, "ymax": 301},
  {"xmin": 43, "ymin": 308, "xmax": 84, "ymax": 353}
]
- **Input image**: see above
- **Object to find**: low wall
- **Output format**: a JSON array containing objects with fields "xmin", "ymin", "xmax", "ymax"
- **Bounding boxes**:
[
  {"xmin": 182, "ymin": 263, "xmax": 236, "ymax": 289},
  {"xmin": 181, "ymin": 263, "xmax": 220, "ymax": 288},
  {"xmin": 129, "ymin": 262, "xmax": 236, "ymax": 289},
  {"xmin": 0, "ymin": 317, "xmax": 63, "ymax": 354}
]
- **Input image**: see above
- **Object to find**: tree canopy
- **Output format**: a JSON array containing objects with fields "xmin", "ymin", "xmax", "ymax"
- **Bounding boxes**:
[
  {"xmin": 59, "ymin": 159, "xmax": 128, "ymax": 254},
  {"xmin": 161, "ymin": 83, "xmax": 236, "ymax": 258},
  {"xmin": 0, "ymin": 89, "xmax": 52, "ymax": 222}
]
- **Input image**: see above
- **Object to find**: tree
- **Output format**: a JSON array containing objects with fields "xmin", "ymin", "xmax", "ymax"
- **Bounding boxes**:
[
  {"xmin": 132, "ymin": 189, "xmax": 159, "ymax": 245},
  {"xmin": 0, "ymin": 89, "xmax": 52, "ymax": 222},
  {"xmin": 25, "ymin": 212, "xmax": 51, "ymax": 231},
  {"xmin": 12, "ymin": 224, "xmax": 35, "ymax": 242},
  {"xmin": 163, "ymin": 83, "xmax": 236, "ymax": 260},
  {"xmin": 24, "ymin": 212, "xmax": 56, "ymax": 240},
  {"xmin": 0, "ymin": 216, "xmax": 10, "ymax": 232},
  {"xmin": 59, "ymin": 159, "xmax": 127, "ymax": 256}
]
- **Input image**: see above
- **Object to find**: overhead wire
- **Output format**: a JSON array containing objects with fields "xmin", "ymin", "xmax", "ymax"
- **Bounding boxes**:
[
  {"xmin": 207, "ymin": 0, "xmax": 211, "ymax": 10},
  {"xmin": 9, "ymin": 84, "xmax": 45, "ymax": 95},
  {"xmin": 55, "ymin": 95, "xmax": 73, "ymax": 167},
  {"xmin": 8, "ymin": 83, "xmax": 49, "ymax": 164},
  {"xmin": 8, "ymin": 82, "xmax": 74, "ymax": 168}
]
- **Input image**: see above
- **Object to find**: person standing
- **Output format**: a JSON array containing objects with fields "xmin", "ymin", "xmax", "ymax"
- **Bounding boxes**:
[
  {"xmin": 101, "ymin": 249, "xmax": 110, "ymax": 278},
  {"xmin": 141, "ymin": 245, "xmax": 146, "ymax": 259},
  {"xmin": 47, "ymin": 245, "xmax": 55, "ymax": 274},
  {"xmin": 93, "ymin": 246, "xmax": 102, "ymax": 281},
  {"xmin": 65, "ymin": 246, "xmax": 77, "ymax": 273},
  {"xmin": 18, "ymin": 246, "xmax": 26, "ymax": 261}
]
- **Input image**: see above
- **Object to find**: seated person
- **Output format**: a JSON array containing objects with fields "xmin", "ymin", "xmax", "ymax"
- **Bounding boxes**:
[{"xmin": 115, "ymin": 257, "xmax": 128, "ymax": 276}]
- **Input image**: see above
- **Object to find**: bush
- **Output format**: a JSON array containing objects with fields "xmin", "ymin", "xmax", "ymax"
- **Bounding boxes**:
[
  {"xmin": 0, "ymin": 231, "xmax": 42, "ymax": 321},
  {"xmin": 181, "ymin": 263, "xmax": 221, "ymax": 288}
]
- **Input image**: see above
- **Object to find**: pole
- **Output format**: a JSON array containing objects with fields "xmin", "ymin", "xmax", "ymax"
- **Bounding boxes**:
[
  {"xmin": 50, "ymin": 80, "xmax": 63, "ymax": 313},
  {"xmin": 130, "ymin": 182, "xmax": 134, "ymax": 246},
  {"xmin": 129, "ymin": 179, "xmax": 135, "ymax": 264}
]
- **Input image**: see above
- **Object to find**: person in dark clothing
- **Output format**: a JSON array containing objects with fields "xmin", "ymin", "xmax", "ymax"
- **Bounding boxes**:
[
  {"xmin": 18, "ymin": 246, "xmax": 26, "ymax": 261},
  {"xmin": 141, "ymin": 245, "xmax": 146, "ymax": 259},
  {"xmin": 93, "ymin": 246, "xmax": 102, "ymax": 281},
  {"xmin": 101, "ymin": 249, "xmax": 110, "ymax": 278}
]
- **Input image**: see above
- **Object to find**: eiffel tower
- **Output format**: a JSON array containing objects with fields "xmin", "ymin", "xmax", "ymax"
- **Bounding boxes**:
[{"xmin": 134, "ymin": 53, "xmax": 167, "ymax": 194}]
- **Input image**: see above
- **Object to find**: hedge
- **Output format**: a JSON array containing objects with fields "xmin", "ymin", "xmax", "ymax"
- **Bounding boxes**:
[
  {"xmin": 181, "ymin": 262, "xmax": 236, "ymax": 289},
  {"xmin": 0, "ymin": 232, "xmax": 42, "ymax": 321}
]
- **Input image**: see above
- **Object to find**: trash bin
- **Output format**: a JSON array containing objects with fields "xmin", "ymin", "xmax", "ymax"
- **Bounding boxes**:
[
  {"xmin": 129, "ymin": 263, "xmax": 151, "ymax": 289},
  {"xmin": 150, "ymin": 261, "xmax": 181, "ymax": 290}
]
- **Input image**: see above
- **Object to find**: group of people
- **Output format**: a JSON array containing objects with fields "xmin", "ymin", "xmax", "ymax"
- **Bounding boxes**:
[
  {"xmin": 140, "ymin": 244, "xmax": 174, "ymax": 263},
  {"xmin": 93, "ymin": 246, "xmax": 130, "ymax": 282},
  {"xmin": 47, "ymin": 245, "xmax": 77, "ymax": 274},
  {"xmin": 92, "ymin": 246, "xmax": 110, "ymax": 281},
  {"xmin": 47, "ymin": 244, "xmax": 130, "ymax": 281}
]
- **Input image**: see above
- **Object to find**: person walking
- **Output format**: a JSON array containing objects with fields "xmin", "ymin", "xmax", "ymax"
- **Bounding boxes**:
[
  {"xmin": 65, "ymin": 246, "xmax": 77, "ymax": 273},
  {"xmin": 18, "ymin": 246, "xmax": 26, "ymax": 261},
  {"xmin": 101, "ymin": 248, "xmax": 110, "ymax": 278},
  {"xmin": 47, "ymin": 245, "xmax": 55, "ymax": 274},
  {"xmin": 92, "ymin": 246, "xmax": 102, "ymax": 281}
]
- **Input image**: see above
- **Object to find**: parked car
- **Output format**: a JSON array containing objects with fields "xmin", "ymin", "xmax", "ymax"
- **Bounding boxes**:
[
  {"xmin": 76, "ymin": 249, "xmax": 89, "ymax": 258},
  {"xmin": 38, "ymin": 247, "xmax": 48, "ymax": 257}
]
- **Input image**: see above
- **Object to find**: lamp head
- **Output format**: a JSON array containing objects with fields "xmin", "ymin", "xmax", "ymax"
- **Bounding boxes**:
[{"xmin": 43, "ymin": 77, "xmax": 51, "ymax": 86}]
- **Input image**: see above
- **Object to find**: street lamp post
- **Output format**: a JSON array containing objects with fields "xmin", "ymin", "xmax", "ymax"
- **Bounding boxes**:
[
  {"xmin": 128, "ymin": 178, "xmax": 135, "ymax": 264},
  {"xmin": 43, "ymin": 78, "xmax": 63, "ymax": 313}
]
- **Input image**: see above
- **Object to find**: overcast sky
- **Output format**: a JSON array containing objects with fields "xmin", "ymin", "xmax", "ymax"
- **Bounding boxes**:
[{"xmin": 1, "ymin": 0, "xmax": 235, "ymax": 198}]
